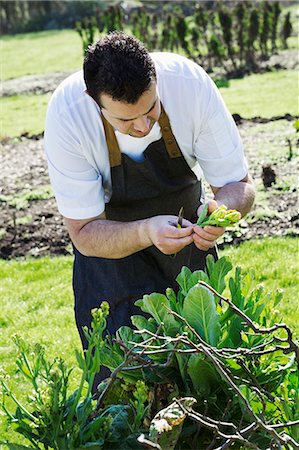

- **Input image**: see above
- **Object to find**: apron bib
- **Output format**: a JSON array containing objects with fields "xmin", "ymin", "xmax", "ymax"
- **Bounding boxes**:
[{"xmin": 73, "ymin": 105, "xmax": 217, "ymax": 382}]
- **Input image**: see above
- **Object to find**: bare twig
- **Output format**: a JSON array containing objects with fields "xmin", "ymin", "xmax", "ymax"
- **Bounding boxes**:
[
  {"xmin": 198, "ymin": 281, "xmax": 299, "ymax": 366},
  {"xmin": 137, "ymin": 434, "xmax": 162, "ymax": 449}
]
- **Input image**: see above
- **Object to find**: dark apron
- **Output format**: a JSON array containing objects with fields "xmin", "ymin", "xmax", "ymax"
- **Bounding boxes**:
[{"xmin": 73, "ymin": 105, "xmax": 217, "ymax": 384}]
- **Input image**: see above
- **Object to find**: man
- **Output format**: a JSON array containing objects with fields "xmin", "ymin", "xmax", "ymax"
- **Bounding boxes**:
[{"xmin": 44, "ymin": 31, "xmax": 255, "ymax": 383}]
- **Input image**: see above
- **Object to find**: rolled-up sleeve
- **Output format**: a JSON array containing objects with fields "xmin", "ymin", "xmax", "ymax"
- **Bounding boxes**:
[
  {"xmin": 194, "ymin": 74, "xmax": 248, "ymax": 187},
  {"xmin": 44, "ymin": 110, "xmax": 105, "ymax": 220}
]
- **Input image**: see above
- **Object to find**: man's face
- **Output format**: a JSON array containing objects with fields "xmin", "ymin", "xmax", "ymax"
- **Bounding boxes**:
[{"xmin": 99, "ymin": 82, "xmax": 161, "ymax": 138}]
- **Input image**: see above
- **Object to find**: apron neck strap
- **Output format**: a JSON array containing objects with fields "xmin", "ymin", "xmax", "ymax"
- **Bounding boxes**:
[
  {"xmin": 101, "ymin": 112, "xmax": 122, "ymax": 168},
  {"xmin": 101, "ymin": 102, "xmax": 182, "ymax": 168},
  {"xmin": 158, "ymin": 104, "xmax": 182, "ymax": 159}
]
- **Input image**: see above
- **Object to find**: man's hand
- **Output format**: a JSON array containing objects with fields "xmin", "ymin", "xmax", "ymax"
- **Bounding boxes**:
[
  {"xmin": 146, "ymin": 215, "xmax": 194, "ymax": 255},
  {"xmin": 193, "ymin": 200, "xmax": 225, "ymax": 251},
  {"xmin": 65, "ymin": 213, "xmax": 193, "ymax": 258}
]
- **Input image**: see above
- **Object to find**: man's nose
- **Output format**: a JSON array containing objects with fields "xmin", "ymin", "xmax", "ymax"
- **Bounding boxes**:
[{"xmin": 132, "ymin": 116, "xmax": 150, "ymax": 132}]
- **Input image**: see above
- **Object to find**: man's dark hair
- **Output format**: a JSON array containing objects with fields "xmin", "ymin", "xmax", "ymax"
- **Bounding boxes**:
[{"xmin": 83, "ymin": 31, "xmax": 156, "ymax": 105}]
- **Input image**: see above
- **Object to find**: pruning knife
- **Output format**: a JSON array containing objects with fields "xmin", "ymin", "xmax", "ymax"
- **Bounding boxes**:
[{"xmin": 177, "ymin": 206, "xmax": 184, "ymax": 228}]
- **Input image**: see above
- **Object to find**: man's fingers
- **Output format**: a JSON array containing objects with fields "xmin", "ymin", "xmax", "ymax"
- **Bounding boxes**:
[
  {"xmin": 192, "ymin": 224, "xmax": 225, "ymax": 251},
  {"xmin": 170, "ymin": 235, "xmax": 194, "ymax": 251},
  {"xmin": 193, "ymin": 235, "xmax": 217, "ymax": 250},
  {"xmin": 167, "ymin": 223, "xmax": 193, "ymax": 238},
  {"xmin": 157, "ymin": 234, "xmax": 194, "ymax": 255},
  {"xmin": 194, "ymin": 225, "xmax": 226, "ymax": 239},
  {"xmin": 148, "ymin": 215, "xmax": 196, "ymax": 254}
]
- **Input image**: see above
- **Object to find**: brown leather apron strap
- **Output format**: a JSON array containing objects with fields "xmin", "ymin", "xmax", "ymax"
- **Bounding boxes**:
[
  {"xmin": 159, "ymin": 104, "xmax": 182, "ymax": 159},
  {"xmin": 101, "ymin": 113, "xmax": 122, "ymax": 167},
  {"xmin": 101, "ymin": 102, "xmax": 182, "ymax": 168}
]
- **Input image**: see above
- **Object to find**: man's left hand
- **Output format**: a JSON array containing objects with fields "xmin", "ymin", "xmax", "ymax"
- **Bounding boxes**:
[{"xmin": 193, "ymin": 200, "xmax": 225, "ymax": 251}]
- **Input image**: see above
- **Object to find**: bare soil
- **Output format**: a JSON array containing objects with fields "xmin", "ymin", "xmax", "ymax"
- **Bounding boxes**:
[{"xmin": 0, "ymin": 136, "xmax": 70, "ymax": 258}]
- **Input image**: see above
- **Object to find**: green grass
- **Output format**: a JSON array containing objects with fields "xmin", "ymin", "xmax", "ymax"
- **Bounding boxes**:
[
  {"xmin": 0, "ymin": 256, "xmax": 81, "ymax": 446},
  {"xmin": 1, "ymin": 30, "xmax": 83, "ymax": 81},
  {"xmin": 0, "ymin": 1, "xmax": 298, "ymax": 82},
  {"xmin": 219, "ymin": 237, "xmax": 299, "ymax": 333},
  {"xmin": 0, "ymin": 238, "xmax": 298, "ymax": 444},
  {"xmin": 0, "ymin": 94, "xmax": 51, "ymax": 137},
  {"xmin": 0, "ymin": 256, "xmax": 80, "ymax": 371},
  {"xmin": 219, "ymin": 70, "xmax": 299, "ymax": 118}
]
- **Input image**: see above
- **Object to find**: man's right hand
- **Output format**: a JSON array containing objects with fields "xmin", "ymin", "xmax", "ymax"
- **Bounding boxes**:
[
  {"xmin": 145, "ymin": 215, "xmax": 194, "ymax": 255},
  {"xmin": 65, "ymin": 213, "xmax": 194, "ymax": 259}
]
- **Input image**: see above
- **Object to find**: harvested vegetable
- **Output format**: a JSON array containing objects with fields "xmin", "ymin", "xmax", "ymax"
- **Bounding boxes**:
[{"xmin": 196, "ymin": 204, "xmax": 241, "ymax": 227}]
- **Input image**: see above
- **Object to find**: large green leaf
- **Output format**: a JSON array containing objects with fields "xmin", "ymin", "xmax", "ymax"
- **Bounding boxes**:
[
  {"xmin": 175, "ymin": 353, "xmax": 190, "ymax": 390},
  {"xmin": 182, "ymin": 285, "xmax": 221, "ymax": 346},
  {"xmin": 176, "ymin": 266, "xmax": 192, "ymax": 297},
  {"xmin": 228, "ymin": 267, "xmax": 244, "ymax": 309},
  {"xmin": 100, "ymin": 405, "xmax": 131, "ymax": 442},
  {"xmin": 131, "ymin": 315, "xmax": 157, "ymax": 336},
  {"xmin": 224, "ymin": 315, "xmax": 244, "ymax": 348},
  {"xmin": 176, "ymin": 266, "xmax": 209, "ymax": 298},
  {"xmin": 100, "ymin": 345, "xmax": 124, "ymax": 371},
  {"xmin": 100, "ymin": 405, "xmax": 144, "ymax": 448},
  {"xmin": 165, "ymin": 287, "xmax": 179, "ymax": 313},
  {"xmin": 131, "ymin": 315, "xmax": 167, "ymax": 364},
  {"xmin": 206, "ymin": 255, "xmax": 232, "ymax": 295},
  {"xmin": 116, "ymin": 326, "xmax": 140, "ymax": 348},
  {"xmin": 135, "ymin": 293, "xmax": 180, "ymax": 337},
  {"xmin": 80, "ymin": 414, "xmax": 108, "ymax": 442},
  {"xmin": 187, "ymin": 354, "xmax": 221, "ymax": 398}
]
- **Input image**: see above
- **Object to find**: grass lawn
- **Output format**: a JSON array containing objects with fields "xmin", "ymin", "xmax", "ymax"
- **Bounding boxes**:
[
  {"xmin": 0, "ymin": 256, "xmax": 80, "ymax": 447},
  {"xmin": 219, "ymin": 69, "xmax": 299, "ymax": 118},
  {"xmin": 220, "ymin": 237, "xmax": 299, "ymax": 333},
  {"xmin": 1, "ymin": 30, "xmax": 83, "ymax": 81},
  {"xmin": 0, "ymin": 256, "xmax": 79, "ymax": 371},
  {"xmin": 0, "ymin": 94, "xmax": 51, "ymax": 137},
  {"xmin": 0, "ymin": 237, "xmax": 298, "ymax": 445}
]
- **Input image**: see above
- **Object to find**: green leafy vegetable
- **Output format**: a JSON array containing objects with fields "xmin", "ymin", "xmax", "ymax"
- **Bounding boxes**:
[{"xmin": 182, "ymin": 284, "xmax": 221, "ymax": 346}]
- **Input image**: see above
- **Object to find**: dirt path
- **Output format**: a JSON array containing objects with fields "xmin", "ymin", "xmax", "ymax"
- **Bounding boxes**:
[{"xmin": 1, "ymin": 71, "xmax": 74, "ymax": 96}]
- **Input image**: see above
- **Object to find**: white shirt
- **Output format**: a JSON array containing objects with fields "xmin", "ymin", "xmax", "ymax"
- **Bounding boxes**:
[{"xmin": 44, "ymin": 52, "xmax": 248, "ymax": 220}]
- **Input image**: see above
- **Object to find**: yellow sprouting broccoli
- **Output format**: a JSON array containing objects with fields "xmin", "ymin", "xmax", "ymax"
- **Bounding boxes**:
[{"xmin": 196, "ymin": 204, "xmax": 241, "ymax": 227}]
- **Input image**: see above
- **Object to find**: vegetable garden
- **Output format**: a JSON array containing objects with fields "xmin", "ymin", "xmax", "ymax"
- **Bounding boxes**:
[{"xmin": 0, "ymin": 1, "xmax": 298, "ymax": 449}]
